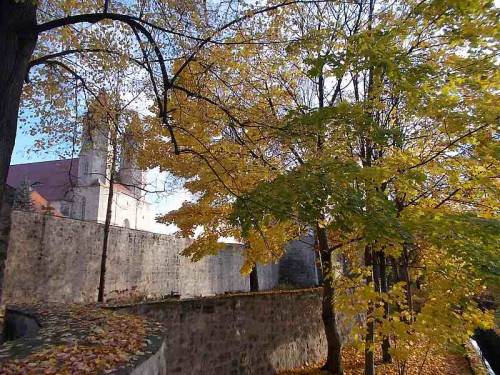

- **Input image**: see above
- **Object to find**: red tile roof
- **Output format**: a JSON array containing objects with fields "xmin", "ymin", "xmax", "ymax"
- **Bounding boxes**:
[
  {"xmin": 30, "ymin": 191, "xmax": 63, "ymax": 216},
  {"xmin": 7, "ymin": 159, "xmax": 79, "ymax": 202}
]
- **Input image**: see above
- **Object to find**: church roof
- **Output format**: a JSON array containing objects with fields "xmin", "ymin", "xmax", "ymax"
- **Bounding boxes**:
[
  {"xmin": 7, "ymin": 158, "xmax": 139, "ymax": 202},
  {"xmin": 30, "ymin": 191, "xmax": 63, "ymax": 216},
  {"xmin": 7, "ymin": 159, "xmax": 79, "ymax": 202}
]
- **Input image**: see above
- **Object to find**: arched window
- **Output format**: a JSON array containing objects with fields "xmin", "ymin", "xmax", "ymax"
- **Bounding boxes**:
[
  {"xmin": 81, "ymin": 197, "xmax": 86, "ymax": 220},
  {"xmin": 123, "ymin": 218, "xmax": 130, "ymax": 228}
]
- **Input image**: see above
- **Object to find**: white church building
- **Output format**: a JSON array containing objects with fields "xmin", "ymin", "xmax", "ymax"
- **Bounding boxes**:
[{"xmin": 7, "ymin": 106, "xmax": 156, "ymax": 231}]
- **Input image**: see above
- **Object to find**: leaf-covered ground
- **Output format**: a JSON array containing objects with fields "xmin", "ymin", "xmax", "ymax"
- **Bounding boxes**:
[
  {"xmin": 0, "ymin": 304, "xmax": 164, "ymax": 374},
  {"xmin": 280, "ymin": 346, "xmax": 473, "ymax": 375}
]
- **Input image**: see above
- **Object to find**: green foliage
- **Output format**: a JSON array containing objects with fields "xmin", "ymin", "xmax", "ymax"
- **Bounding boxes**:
[
  {"xmin": 231, "ymin": 158, "xmax": 364, "ymax": 234},
  {"xmin": 13, "ymin": 179, "xmax": 34, "ymax": 212},
  {"xmin": 405, "ymin": 211, "xmax": 500, "ymax": 287},
  {"xmin": 141, "ymin": 0, "xmax": 498, "ymax": 371}
]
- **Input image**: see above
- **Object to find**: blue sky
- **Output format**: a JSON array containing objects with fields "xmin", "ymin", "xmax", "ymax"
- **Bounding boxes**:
[{"xmin": 11, "ymin": 130, "xmax": 52, "ymax": 165}]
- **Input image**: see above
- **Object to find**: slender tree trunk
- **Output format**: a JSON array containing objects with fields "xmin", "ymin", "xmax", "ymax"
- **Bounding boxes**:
[
  {"xmin": 317, "ymin": 226, "xmax": 343, "ymax": 375},
  {"xmin": 394, "ymin": 200, "xmax": 414, "ymax": 322},
  {"xmin": 379, "ymin": 251, "xmax": 392, "ymax": 363},
  {"xmin": 364, "ymin": 1, "xmax": 377, "ymax": 371},
  {"xmin": 389, "ymin": 255, "xmax": 400, "ymax": 287},
  {"xmin": 0, "ymin": 1, "xmax": 37, "ymax": 212},
  {"xmin": 400, "ymin": 244, "xmax": 414, "ymax": 321},
  {"xmin": 314, "ymin": 51, "xmax": 343, "ymax": 374},
  {"xmin": 249, "ymin": 266, "xmax": 259, "ymax": 292},
  {"xmin": 365, "ymin": 246, "xmax": 376, "ymax": 375},
  {"xmin": 365, "ymin": 307, "xmax": 376, "ymax": 375},
  {"xmin": 97, "ymin": 122, "xmax": 118, "ymax": 302}
]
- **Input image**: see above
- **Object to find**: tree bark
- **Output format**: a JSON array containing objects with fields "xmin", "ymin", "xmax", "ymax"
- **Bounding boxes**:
[
  {"xmin": 249, "ymin": 266, "xmax": 259, "ymax": 292},
  {"xmin": 317, "ymin": 226, "xmax": 344, "ymax": 375},
  {"xmin": 401, "ymin": 244, "xmax": 414, "ymax": 321},
  {"xmin": 379, "ymin": 251, "xmax": 392, "ymax": 363},
  {"xmin": 97, "ymin": 119, "xmax": 118, "ymax": 302},
  {"xmin": 0, "ymin": 1, "xmax": 37, "ymax": 212},
  {"xmin": 364, "ymin": 246, "xmax": 376, "ymax": 375}
]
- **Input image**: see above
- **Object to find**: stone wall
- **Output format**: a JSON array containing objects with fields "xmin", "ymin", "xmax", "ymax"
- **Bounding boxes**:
[
  {"xmin": 257, "ymin": 261, "xmax": 280, "ymax": 291},
  {"xmin": 179, "ymin": 244, "xmax": 248, "ymax": 298},
  {"xmin": 0, "ymin": 186, "xmax": 15, "ymax": 300},
  {"xmin": 113, "ymin": 288, "xmax": 327, "ymax": 374},
  {"xmin": 1, "ymin": 211, "xmax": 279, "ymax": 304},
  {"xmin": 0, "ymin": 186, "xmax": 14, "ymax": 256},
  {"xmin": 279, "ymin": 236, "xmax": 320, "ymax": 287}
]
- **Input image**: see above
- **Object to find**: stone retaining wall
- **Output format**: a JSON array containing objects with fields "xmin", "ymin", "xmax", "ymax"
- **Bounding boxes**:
[
  {"xmin": 1, "ymin": 211, "xmax": 280, "ymax": 304},
  {"xmin": 0, "ymin": 186, "xmax": 15, "ymax": 300},
  {"xmin": 114, "ymin": 288, "xmax": 327, "ymax": 374},
  {"xmin": 279, "ymin": 236, "xmax": 320, "ymax": 287}
]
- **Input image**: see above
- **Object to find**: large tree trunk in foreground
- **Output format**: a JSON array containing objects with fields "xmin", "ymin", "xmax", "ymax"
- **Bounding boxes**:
[
  {"xmin": 317, "ymin": 226, "xmax": 344, "ymax": 375},
  {"xmin": 0, "ymin": 1, "xmax": 37, "ymax": 212}
]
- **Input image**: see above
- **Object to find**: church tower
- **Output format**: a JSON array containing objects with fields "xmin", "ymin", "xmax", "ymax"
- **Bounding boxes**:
[
  {"xmin": 78, "ymin": 92, "xmax": 111, "ymax": 187},
  {"xmin": 118, "ymin": 122, "xmax": 145, "ymax": 197}
]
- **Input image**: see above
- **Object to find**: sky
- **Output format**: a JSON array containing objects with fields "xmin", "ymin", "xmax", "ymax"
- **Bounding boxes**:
[{"xmin": 11, "ymin": 129, "xmax": 52, "ymax": 165}]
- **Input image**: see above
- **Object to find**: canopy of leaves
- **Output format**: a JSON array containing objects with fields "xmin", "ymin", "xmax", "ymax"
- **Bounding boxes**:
[{"xmin": 146, "ymin": 0, "xmax": 498, "ymax": 365}]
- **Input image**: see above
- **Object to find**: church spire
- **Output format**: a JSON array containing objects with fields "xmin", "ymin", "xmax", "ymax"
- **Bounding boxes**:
[
  {"xmin": 78, "ymin": 92, "xmax": 112, "ymax": 186},
  {"xmin": 118, "ymin": 112, "xmax": 145, "ymax": 196}
]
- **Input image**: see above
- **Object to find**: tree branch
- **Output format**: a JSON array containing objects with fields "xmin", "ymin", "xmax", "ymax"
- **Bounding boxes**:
[
  {"xmin": 407, "ymin": 122, "xmax": 494, "ymax": 171},
  {"xmin": 25, "ymin": 48, "xmax": 145, "ymax": 82}
]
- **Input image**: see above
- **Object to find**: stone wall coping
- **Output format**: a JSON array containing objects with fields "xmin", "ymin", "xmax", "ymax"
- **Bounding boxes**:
[
  {"xmin": 10, "ymin": 210, "xmax": 181, "ymax": 238},
  {"xmin": 104, "ymin": 287, "xmax": 323, "ymax": 310}
]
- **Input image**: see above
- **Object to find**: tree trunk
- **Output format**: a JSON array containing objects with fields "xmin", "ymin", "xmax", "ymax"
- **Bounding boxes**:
[
  {"xmin": 365, "ymin": 246, "xmax": 376, "ymax": 375},
  {"xmin": 389, "ymin": 255, "xmax": 400, "ymax": 287},
  {"xmin": 379, "ymin": 251, "xmax": 392, "ymax": 363},
  {"xmin": 249, "ymin": 266, "xmax": 259, "ymax": 292},
  {"xmin": 314, "ymin": 41, "xmax": 342, "ymax": 374},
  {"xmin": 97, "ymin": 122, "xmax": 118, "ymax": 302},
  {"xmin": 317, "ymin": 226, "xmax": 343, "ymax": 375},
  {"xmin": 365, "ymin": 309, "xmax": 375, "ymax": 375},
  {"xmin": 0, "ymin": 1, "xmax": 37, "ymax": 212},
  {"xmin": 400, "ymin": 244, "xmax": 414, "ymax": 321}
]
